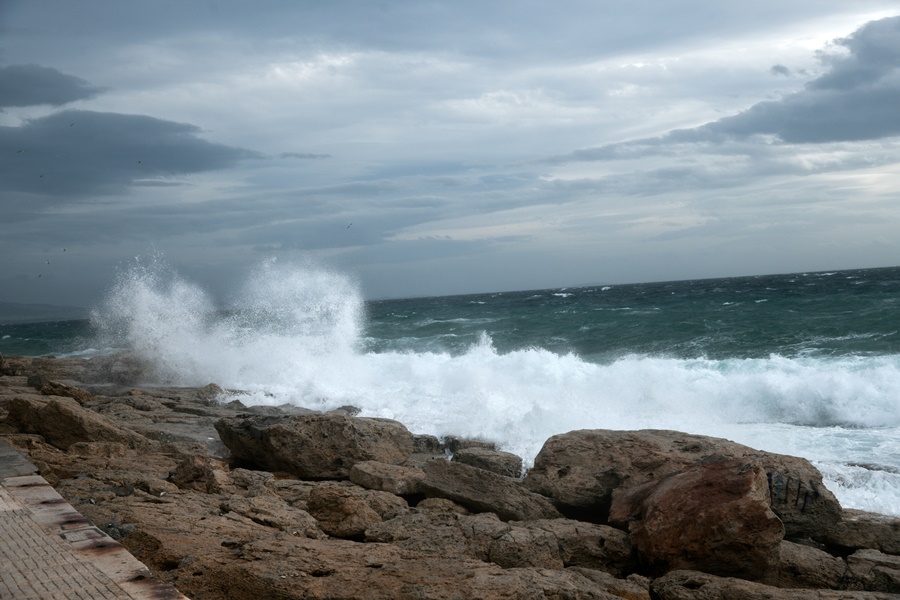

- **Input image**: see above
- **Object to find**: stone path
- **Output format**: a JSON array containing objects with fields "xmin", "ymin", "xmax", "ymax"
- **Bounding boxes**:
[{"xmin": 0, "ymin": 438, "xmax": 188, "ymax": 599}]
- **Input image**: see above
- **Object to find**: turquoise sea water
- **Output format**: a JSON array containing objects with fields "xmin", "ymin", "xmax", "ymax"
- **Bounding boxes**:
[{"xmin": 2, "ymin": 262, "xmax": 899, "ymax": 515}]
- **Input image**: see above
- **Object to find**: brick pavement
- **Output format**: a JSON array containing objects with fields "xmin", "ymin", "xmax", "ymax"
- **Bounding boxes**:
[{"xmin": 0, "ymin": 439, "xmax": 188, "ymax": 599}]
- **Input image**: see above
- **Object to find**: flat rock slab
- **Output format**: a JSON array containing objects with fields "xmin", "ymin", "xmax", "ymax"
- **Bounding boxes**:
[{"xmin": 421, "ymin": 458, "xmax": 562, "ymax": 522}]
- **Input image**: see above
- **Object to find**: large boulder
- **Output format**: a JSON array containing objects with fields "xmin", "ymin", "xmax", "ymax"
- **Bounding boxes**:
[
  {"xmin": 7, "ymin": 395, "xmax": 153, "ymax": 451},
  {"xmin": 420, "ymin": 458, "xmax": 562, "ymax": 522},
  {"xmin": 523, "ymin": 429, "xmax": 841, "ymax": 539},
  {"xmin": 215, "ymin": 413, "xmax": 414, "ymax": 479},
  {"xmin": 651, "ymin": 569, "xmax": 899, "ymax": 600},
  {"xmin": 612, "ymin": 457, "xmax": 784, "ymax": 581}
]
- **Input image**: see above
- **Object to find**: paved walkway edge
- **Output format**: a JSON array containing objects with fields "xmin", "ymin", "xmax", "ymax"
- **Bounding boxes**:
[{"xmin": 1, "ymin": 439, "xmax": 189, "ymax": 599}]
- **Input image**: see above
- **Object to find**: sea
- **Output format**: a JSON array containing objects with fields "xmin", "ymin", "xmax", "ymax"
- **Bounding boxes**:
[{"xmin": 2, "ymin": 259, "xmax": 899, "ymax": 517}]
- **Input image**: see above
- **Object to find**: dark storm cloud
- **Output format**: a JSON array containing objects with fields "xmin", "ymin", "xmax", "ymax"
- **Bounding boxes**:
[
  {"xmin": 0, "ymin": 64, "xmax": 105, "ymax": 107},
  {"xmin": 0, "ymin": 109, "xmax": 260, "ymax": 201},
  {"xmin": 552, "ymin": 15, "xmax": 900, "ymax": 162}
]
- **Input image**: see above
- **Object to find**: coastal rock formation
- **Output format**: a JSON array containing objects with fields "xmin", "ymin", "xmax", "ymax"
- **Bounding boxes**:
[
  {"xmin": 1, "ymin": 355, "xmax": 898, "ymax": 600},
  {"xmin": 8, "ymin": 394, "xmax": 154, "ymax": 451},
  {"xmin": 420, "ymin": 457, "xmax": 562, "ymax": 521},
  {"xmin": 523, "ymin": 429, "xmax": 842, "ymax": 539},
  {"xmin": 611, "ymin": 457, "xmax": 784, "ymax": 581},
  {"xmin": 214, "ymin": 412, "xmax": 415, "ymax": 479},
  {"xmin": 650, "ymin": 569, "xmax": 900, "ymax": 600},
  {"xmin": 452, "ymin": 445, "xmax": 524, "ymax": 478}
]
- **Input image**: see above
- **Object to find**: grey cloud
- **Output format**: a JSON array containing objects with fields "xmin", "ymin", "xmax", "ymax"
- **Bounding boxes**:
[
  {"xmin": 0, "ymin": 64, "xmax": 106, "ymax": 107},
  {"xmin": 811, "ymin": 16, "xmax": 900, "ymax": 91},
  {"xmin": 279, "ymin": 152, "xmax": 331, "ymax": 159},
  {"xmin": 552, "ymin": 15, "xmax": 900, "ymax": 162},
  {"xmin": 770, "ymin": 65, "xmax": 791, "ymax": 77},
  {"xmin": 0, "ymin": 109, "xmax": 260, "ymax": 202}
]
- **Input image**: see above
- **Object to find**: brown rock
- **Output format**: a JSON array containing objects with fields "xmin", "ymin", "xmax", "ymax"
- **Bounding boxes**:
[
  {"xmin": 169, "ymin": 455, "xmax": 232, "ymax": 494},
  {"xmin": 524, "ymin": 429, "xmax": 841, "ymax": 539},
  {"xmin": 523, "ymin": 518, "xmax": 636, "ymax": 577},
  {"xmin": 825, "ymin": 509, "xmax": 900, "ymax": 555},
  {"xmin": 215, "ymin": 413, "xmax": 414, "ymax": 479},
  {"xmin": 620, "ymin": 457, "xmax": 784, "ymax": 581},
  {"xmin": 777, "ymin": 540, "xmax": 847, "ymax": 589},
  {"xmin": 221, "ymin": 495, "xmax": 324, "ymax": 539},
  {"xmin": 452, "ymin": 446, "xmax": 524, "ymax": 478},
  {"xmin": 421, "ymin": 458, "xmax": 562, "ymax": 522},
  {"xmin": 366, "ymin": 510, "xmax": 563, "ymax": 569},
  {"xmin": 348, "ymin": 460, "xmax": 425, "ymax": 495},
  {"xmin": 651, "ymin": 569, "xmax": 899, "ymax": 600},
  {"xmin": 307, "ymin": 485, "xmax": 408, "ymax": 539},
  {"xmin": 26, "ymin": 374, "xmax": 92, "ymax": 404},
  {"xmin": 846, "ymin": 549, "xmax": 900, "ymax": 593},
  {"xmin": 7, "ymin": 395, "xmax": 153, "ymax": 451}
]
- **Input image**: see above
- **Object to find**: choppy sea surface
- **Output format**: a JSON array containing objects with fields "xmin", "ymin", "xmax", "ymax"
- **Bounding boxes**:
[{"xmin": 2, "ymin": 260, "xmax": 899, "ymax": 516}]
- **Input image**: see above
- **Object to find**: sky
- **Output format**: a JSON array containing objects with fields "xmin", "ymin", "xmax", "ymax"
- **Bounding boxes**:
[{"xmin": 2, "ymin": 1, "xmax": 900, "ymax": 306}]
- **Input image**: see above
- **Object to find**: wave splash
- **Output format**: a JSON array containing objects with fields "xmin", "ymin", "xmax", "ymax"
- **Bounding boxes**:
[{"xmin": 89, "ymin": 258, "xmax": 900, "ymax": 514}]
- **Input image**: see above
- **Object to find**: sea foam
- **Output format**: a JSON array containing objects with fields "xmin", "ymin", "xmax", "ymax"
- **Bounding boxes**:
[{"xmin": 90, "ymin": 258, "xmax": 900, "ymax": 516}]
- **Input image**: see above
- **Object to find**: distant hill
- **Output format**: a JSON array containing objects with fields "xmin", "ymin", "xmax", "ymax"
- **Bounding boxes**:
[{"xmin": 0, "ymin": 301, "xmax": 88, "ymax": 324}]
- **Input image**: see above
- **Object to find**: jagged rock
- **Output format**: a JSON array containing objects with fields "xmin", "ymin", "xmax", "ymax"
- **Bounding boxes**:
[
  {"xmin": 613, "ymin": 457, "xmax": 784, "ymax": 581},
  {"xmin": 348, "ymin": 460, "xmax": 425, "ymax": 495},
  {"xmin": 524, "ymin": 429, "xmax": 841, "ymax": 539},
  {"xmin": 452, "ymin": 446, "xmax": 524, "ymax": 478},
  {"xmin": 651, "ymin": 569, "xmax": 899, "ymax": 600},
  {"xmin": 7, "ymin": 395, "xmax": 154, "ymax": 451},
  {"xmin": 420, "ymin": 458, "xmax": 562, "ymax": 522},
  {"xmin": 307, "ymin": 485, "xmax": 408, "ymax": 539},
  {"xmin": 215, "ymin": 413, "xmax": 415, "ymax": 479},
  {"xmin": 777, "ymin": 540, "xmax": 847, "ymax": 589},
  {"xmin": 523, "ymin": 518, "xmax": 636, "ymax": 577},
  {"xmin": 846, "ymin": 549, "xmax": 900, "ymax": 593},
  {"xmin": 825, "ymin": 509, "xmax": 900, "ymax": 555}
]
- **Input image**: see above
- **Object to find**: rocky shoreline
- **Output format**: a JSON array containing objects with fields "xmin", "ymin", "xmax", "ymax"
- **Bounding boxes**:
[{"xmin": 1, "ymin": 353, "xmax": 898, "ymax": 599}]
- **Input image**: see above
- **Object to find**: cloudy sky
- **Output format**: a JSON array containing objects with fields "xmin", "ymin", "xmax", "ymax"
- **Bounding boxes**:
[{"xmin": 2, "ymin": 1, "xmax": 899, "ymax": 306}]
